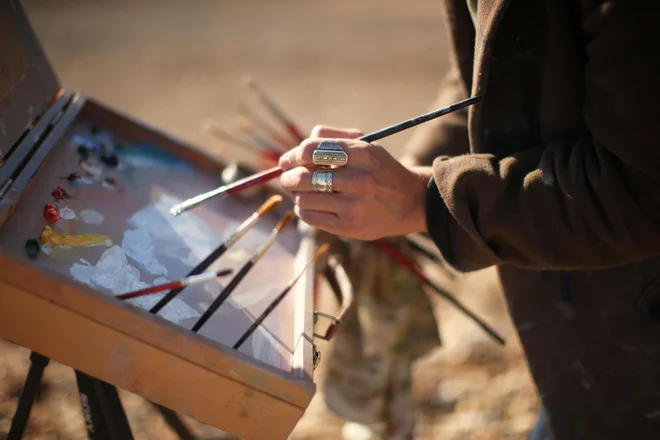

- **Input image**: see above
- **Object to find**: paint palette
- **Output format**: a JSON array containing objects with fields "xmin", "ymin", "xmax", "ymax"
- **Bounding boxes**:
[{"xmin": 0, "ymin": 4, "xmax": 316, "ymax": 440}]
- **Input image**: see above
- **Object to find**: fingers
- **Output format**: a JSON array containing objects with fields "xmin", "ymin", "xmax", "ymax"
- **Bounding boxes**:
[
  {"xmin": 279, "ymin": 138, "xmax": 383, "ymax": 170},
  {"xmin": 293, "ymin": 192, "xmax": 347, "ymax": 213},
  {"xmin": 309, "ymin": 125, "xmax": 363, "ymax": 139},
  {"xmin": 280, "ymin": 166, "xmax": 374, "ymax": 195}
]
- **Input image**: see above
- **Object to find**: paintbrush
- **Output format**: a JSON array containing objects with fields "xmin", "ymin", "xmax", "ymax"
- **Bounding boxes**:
[
  {"xmin": 233, "ymin": 243, "xmax": 329, "ymax": 350},
  {"xmin": 116, "ymin": 268, "xmax": 234, "ymax": 301},
  {"xmin": 191, "ymin": 212, "xmax": 295, "ymax": 333},
  {"xmin": 237, "ymin": 121, "xmax": 286, "ymax": 153},
  {"xmin": 201, "ymin": 119, "xmax": 265, "ymax": 154},
  {"xmin": 373, "ymin": 239, "xmax": 506, "ymax": 346},
  {"xmin": 242, "ymin": 76, "xmax": 306, "ymax": 143},
  {"xmin": 236, "ymin": 103, "xmax": 294, "ymax": 150},
  {"xmin": 149, "ymin": 195, "xmax": 283, "ymax": 314},
  {"xmin": 169, "ymin": 96, "xmax": 481, "ymax": 216}
]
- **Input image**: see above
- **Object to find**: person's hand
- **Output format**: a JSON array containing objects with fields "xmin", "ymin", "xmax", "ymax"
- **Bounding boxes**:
[{"xmin": 279, "ymin": 125, "xmax": 433, "ymax": 240}]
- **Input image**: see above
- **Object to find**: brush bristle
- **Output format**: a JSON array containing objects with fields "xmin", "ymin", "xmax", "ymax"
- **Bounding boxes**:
[
  {"xmin": 257, "ymin": 195, "xmax": 283, "ymax": 217},
  {"xmin": 274, "ymin": 211, "xmax": 295, "ymax": 232}
]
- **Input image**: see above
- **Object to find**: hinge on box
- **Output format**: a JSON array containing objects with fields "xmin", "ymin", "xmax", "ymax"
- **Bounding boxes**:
[{"xmin": 313, "ymin": 344, "xmax": 321, "ymax": 370}]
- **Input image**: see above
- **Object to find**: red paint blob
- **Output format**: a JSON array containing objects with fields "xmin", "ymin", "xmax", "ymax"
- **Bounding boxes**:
[
  {"xmin": 51, "ymin": 186, "xmax": 70, "ymax": 202},
  {"xmin": 44, "ymin": 204, "xmax": 60, "ymax": 224}
]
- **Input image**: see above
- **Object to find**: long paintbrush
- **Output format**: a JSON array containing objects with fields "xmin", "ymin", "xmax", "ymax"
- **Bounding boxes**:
[
  {"xmin": 201, "ymin": 119, "xmax": 265, "ymax": 154},
  {"xmin": 191, "ymin": 212, "xmax": 295, "ymax": 333},
  {"xmin": 233, "ymin": 243, "xmax": 329, "ymax": 350},
  {"xmin": 150, "ymin": 195, "xmax": 283, "ymax": 314},
  {"xmin": 236, "ymin": 103, "xmax": 294, "ymax": 150},
  {"xmin": 116, "ymin": 268, "xmax": 234, "ymax": 301},
  {"xmin": 243, "ymin": 77, "xmax": 306, "ymax": 143},
  {"xmin": 170, "ymin": 96, "xmax": 481, "ymax": 216},
  {"xmin": 373, "ymin": 239, "xmax": 506, "ymax": 345},
  {"xmin": 237, "ymin": 121, "xmax": 286, "ymax": 153}
]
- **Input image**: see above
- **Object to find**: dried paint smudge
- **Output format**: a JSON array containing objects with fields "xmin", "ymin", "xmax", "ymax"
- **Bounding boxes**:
[
  {"xmin": 43, "ymin": 204, "xmax": 60, "ymax": 224},
  {"xmin": 70, "ymin": 245, "xmax": 148, "ymax": 294},
  {"xmin": 80, "ymin": 209, "xmax": 104, "ymax": 225},
  {"xmin": 102, "ymin": 177, "xmax": 120, "ymax": 191},
  {"xmin": 59, "ymin": 207, "xmax": 77, "ymax": 220},
  {"xmin": 127, "ymin": 194, "xmax": 219, "ymax": 267},
  {"xmin": 63, "ymin": 171, "xmax": 94, "ymax": 185},
  {"xmin": 80, "ymin": 159, "xmax": 103, "ymax": 181},
  {"xmin": 122, "ymin": 228, "xmax": 168, "ymax": 276},
  {"xmin": 40, "ymin": 225, "xmax": 112, "ymax": 248},
  {"xmin": 51, "ymin": 186, "xmax": 70, "ymax": 202}
]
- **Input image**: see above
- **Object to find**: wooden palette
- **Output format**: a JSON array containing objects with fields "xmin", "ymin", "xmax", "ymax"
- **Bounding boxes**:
[{"xmin": 0, "ymin": 4, "xmax": 317, "ymax": 439}]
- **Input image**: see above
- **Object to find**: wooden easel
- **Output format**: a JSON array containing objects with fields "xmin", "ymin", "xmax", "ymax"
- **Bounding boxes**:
[{"xmin": 8, "ymin": 352, "xmax": 198, "ymax": 440}]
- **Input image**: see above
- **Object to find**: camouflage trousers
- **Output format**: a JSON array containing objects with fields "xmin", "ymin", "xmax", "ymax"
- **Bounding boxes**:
[{"xmin": 321, "ymin": 238, "xmax": 442, "ymax": 439}]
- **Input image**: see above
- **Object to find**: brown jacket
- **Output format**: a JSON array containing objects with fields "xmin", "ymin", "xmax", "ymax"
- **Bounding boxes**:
[{"xmin": 405, "ymin": 0, "xmax": 660, "ymax": 438}]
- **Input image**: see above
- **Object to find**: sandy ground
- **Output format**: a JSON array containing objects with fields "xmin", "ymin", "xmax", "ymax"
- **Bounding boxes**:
[{"xmin": 0, "ymin": 1, "xmax": 539, "ymax": 438}]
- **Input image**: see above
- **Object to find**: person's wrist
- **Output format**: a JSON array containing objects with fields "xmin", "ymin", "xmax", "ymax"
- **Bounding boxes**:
[{"xmin": 403, "ymin": 166, "xmax": 434, "ymax": 234}]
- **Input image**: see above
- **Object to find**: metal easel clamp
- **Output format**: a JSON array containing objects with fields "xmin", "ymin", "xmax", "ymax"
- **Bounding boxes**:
[{"xmin": 313, "ymin": 255, "xmax": 354, "ymax": 341}]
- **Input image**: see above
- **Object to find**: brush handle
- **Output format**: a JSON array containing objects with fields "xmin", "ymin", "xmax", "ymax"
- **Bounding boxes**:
[
  {"xmin": 233, "ymin": 287, "xmax": 290, "ymax": 350},
  {"xmin": 117, "ymin": 281, "xmax": 183, "ymax": 300},
  {"xmin": 192, "ymin": 261, "xmax": 254, "ymax": 332},
  {"xmin": 361, "ymin": 96, "xmax": 480, "ymax": 143}
]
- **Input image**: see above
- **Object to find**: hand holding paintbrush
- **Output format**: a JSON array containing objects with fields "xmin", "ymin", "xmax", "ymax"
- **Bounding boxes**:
[{"xmin": 170, "ymin": 96, "xmax": 480, "ymax": 216}]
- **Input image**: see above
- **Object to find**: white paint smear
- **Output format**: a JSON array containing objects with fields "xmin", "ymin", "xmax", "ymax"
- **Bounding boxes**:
[
  {"xmin": 70, "ymin": 245, "xmax": 148, "ymax": 294},
  {"xmin": 127, "ymin": 194, "xmax": 218, "ymax": 267},
  {"xmin": 153, "ymin": 277, "xmax": 170, "ymax": 285},
  {"xmin": 59, "ymin": 207, "xmax": 77, "ymax": 220},
  {"xmin": 122, "ymin": 228, "xmax": 168, "ymax": 276},
  {"xmin": 80, "ymin": 209, "xmax": 104, "ymax": 225}
]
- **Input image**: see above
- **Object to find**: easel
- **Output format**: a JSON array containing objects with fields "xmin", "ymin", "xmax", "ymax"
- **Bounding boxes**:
[{"xmin": 7, "ymin": 352, "xmax": 198, "ymax": 440}]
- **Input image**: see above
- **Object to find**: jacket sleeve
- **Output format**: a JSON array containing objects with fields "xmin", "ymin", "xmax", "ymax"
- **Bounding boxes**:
[
  {"xmin": 426, "ymin": 0, "xmax": 660, "ymax": 272},
  {"xmin": 401, "ymin": 57, "xmax": 471, "ymax": 166}
]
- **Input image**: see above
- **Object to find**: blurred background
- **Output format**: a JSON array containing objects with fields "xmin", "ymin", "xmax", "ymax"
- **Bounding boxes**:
[{"xmin": 0, "ymin": 1, "xmax": 539, "ymax": 438}]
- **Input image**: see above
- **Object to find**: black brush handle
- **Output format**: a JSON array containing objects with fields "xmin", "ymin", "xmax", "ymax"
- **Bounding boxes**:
[
  {"xmin": 191, "ymin": 260, "xmax": 255, "ymax": 332},
  {"xmin": 360, "ymin": 96, "xmax": 480, "ymax": 143},
  {"xmin": 232, "ymin": 286, "xmax": 291, "ymax": 350}
]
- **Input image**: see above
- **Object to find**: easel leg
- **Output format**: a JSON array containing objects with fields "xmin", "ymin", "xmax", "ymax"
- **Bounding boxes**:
[
  {"xmin": 75, "ymin": 372, "xmax": 134, "ymax": 440},
  {"xmin": 7, "ymin": 352, "xmax": 50, "ymax": 440},
  {"xmin": 152, "ymin": 403, "xmax": 198, "ymax": 440}
]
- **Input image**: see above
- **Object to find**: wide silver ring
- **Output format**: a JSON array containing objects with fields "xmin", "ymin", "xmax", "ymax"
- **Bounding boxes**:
[
  {"xmin": 312, "ymin": 139, "xmax": 348, "ymax": 167},
  {"xmin": 311, "ymin": 169, "xmax": 333, "ymax": 193}
]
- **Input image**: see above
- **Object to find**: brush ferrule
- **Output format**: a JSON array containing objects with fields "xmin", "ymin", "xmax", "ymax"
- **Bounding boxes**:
[
  {"xmin": 184, "ymin": 271, "xmax": 218, "ymax": 286},
  {"xmin": 169, "ymin": 186, "xmax": 229, "ymax": 216}
]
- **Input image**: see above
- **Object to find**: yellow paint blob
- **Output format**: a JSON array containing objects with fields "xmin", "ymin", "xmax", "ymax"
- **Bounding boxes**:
[{"xmin": 40, "ymin": 226, "xmax": 112, "ymax": 248}]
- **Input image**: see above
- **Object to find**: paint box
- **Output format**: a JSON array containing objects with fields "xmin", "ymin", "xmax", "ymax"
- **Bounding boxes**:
[{"xmin": 0, "ymin": 3, "xmax": 316, "ymax": 439}]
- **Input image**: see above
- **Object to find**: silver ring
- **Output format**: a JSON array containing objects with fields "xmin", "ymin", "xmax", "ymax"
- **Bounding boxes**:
[
  {"xmin": 311, "ymin": 169, "xmax": 333, "ymax": 193},
  {"xmin": 312, "ymin": 139, "xmax": 348, "ymax": 167}
]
